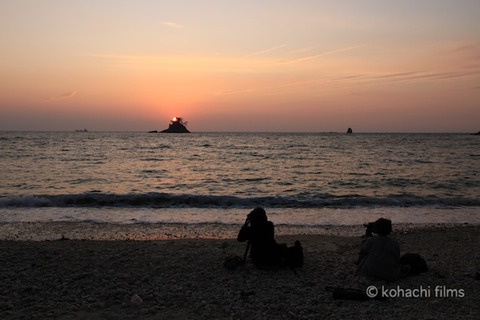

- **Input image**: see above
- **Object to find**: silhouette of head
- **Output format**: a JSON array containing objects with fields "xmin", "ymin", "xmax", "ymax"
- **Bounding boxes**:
[
  {"xmin": 248, "ymin": 207, "xmax": 267, "ymax": 225},
  {"xmin": 373, "ymin": 218, "xmax": 392, "ymax": 235}
]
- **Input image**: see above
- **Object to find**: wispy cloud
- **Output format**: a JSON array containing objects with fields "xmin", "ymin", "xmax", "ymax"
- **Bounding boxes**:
[
  {"xmin": 369, "ymin": 71, "xmax": 420, "ymax": 79},
  {"xmin": 243, "ymin": 44, "xmax": 287, "ymax": 58},
  {"xmin": 450, "ymin": 42, "xmax": 480, "ymax": 54},
  {"xmin": 277, "ymin": 45, "xmax": 365, "ymax": 64},
  {"xmin": 161, "ymin": 21, "xmax": 184, "ymax": 29},
  {"xmin": 44, "ymin": 91, "xmax": 77, "ymax": 101},
  {"xmin": 445, "ymin": 42, "xmax": 480, "ymax": 65},
  {"xmin": 370, "ymin": 70, "xmax": 480, "ymax": 83},
  {"xmin": 216, "ymin": 66, "xmax": 480, "ymax": 98},
  {"xmin": 287, "ymin": 46, "xmax": 318, "ymax": 55},
  {"xmin": 213, "ymin": 88, "xmax": 256, "ymax": 96}
]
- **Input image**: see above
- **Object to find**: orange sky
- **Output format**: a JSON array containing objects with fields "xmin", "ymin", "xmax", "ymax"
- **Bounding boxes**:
[{"xmin": 1, "ymin": 1, "xmax": 479, "ymax": 132}]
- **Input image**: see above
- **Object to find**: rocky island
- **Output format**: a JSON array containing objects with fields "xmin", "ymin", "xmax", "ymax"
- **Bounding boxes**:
[{"xmin": 150, "ymin": 117, "xmax": 190, "ymax": 133}]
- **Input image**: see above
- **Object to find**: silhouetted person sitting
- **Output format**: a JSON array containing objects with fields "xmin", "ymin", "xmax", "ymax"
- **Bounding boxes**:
[
  {"xmin": 356, "ymin": 218, "xmax": 409, "ymax": 282},
  {"xmin": 237, "ymin": 207, "xmax": 284, "ymax": 269}
]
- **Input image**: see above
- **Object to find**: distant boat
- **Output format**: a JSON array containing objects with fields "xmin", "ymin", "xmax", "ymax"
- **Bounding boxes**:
[
  {"xmin": 473, "ymin": 131, "xmax": 480, "ymax": 135},
  {"xmin": 346, "ymin": 127, "xmax": 353, "ymax": 134},
  {"xmin": 160, "ymin": 117, "xmax": 190, "ymax": 133},
  {"xmin": 75, "ymin": 129, "xmax": 88, "ymax": 132}
]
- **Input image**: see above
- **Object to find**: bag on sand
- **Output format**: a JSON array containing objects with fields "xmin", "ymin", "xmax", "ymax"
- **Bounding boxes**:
[
  {"xmin": 223, "ymin": 255, "xmax": 244, "ymax": 270},
  {"xmin": 325, "ymin": 286, "xmax": 386, "ymax": 301},
  {"xmin": 399, "ymin": 253, "xmax": 428, "ymax": 275},
  {"xmin": 285, "ymin": 240, "xmax": 304, "ymax": 269}
]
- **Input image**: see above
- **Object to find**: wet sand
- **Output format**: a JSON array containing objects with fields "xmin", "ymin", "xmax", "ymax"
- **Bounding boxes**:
[{"xmin": 0, "ymin": 223, "xmax": 479, "ymax": 319}]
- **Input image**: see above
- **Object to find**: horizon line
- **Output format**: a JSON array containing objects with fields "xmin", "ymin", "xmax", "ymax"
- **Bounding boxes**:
[{"xmin": 0, "ymin": 130, "xmax": 477, "ymax": 134}]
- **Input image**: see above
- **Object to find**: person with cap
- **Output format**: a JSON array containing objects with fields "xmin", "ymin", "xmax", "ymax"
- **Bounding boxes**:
[
  {"xmin": 237, "ymin": 207, "xmax": 284, "ymax": 269},
  {"xmin": 356, "ymin": 218, "xmax": 409, "ymax": 282}
]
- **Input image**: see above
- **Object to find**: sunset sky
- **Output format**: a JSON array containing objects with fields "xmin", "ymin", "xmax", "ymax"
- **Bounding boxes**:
[{"xmin": 1, "ymin": 1, "xmax": 479, "ymax": 132}]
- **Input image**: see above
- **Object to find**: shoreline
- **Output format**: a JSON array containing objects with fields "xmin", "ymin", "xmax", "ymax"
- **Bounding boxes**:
[
  {"xmin": 1, "ymin": 220, "xmax": 477, "ymax": 241},
  {"xmin": 1, "ymin": 224, "xmax": 479, "ymax": 319}
]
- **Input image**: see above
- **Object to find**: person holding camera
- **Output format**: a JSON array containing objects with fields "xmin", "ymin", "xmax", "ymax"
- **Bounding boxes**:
[
  {"xmin": 355, "ymin": 218, "xmax": 408, "ymax": 282},
  {"xmin": 237, "ymin": 207, "xmax": 284, "ymax": 269}
]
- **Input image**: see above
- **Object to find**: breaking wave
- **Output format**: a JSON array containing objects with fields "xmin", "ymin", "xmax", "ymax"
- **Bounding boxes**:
[{"xmin": 1, "ymin": 192, "xmax": 478, "ymax": 209}]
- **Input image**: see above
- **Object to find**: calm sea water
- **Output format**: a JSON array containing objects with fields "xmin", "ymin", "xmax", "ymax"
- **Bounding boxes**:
[{"xmin": 1, "ymin": 131, "xmax": 479, "ymax": 230}]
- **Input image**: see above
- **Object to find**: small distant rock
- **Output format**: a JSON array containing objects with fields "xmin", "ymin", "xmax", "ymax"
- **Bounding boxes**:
[
  {"xmin": 58, "ymin": 234, "xmax": 70, "ymax": 241},
  {"xmin": 130, "ymin": 294, "xmax": 143, "ymax": 306}
]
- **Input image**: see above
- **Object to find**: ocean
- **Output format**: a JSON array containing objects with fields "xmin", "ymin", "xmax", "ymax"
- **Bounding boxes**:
[{"xmin": 1, "ymin": 131, "xmax": 479, "ymax": 238}]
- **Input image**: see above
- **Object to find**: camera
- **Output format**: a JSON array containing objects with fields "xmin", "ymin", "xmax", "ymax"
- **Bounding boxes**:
[{"xmin": 364, "ymin": 222, "xmax": 375, "ymax": 237}]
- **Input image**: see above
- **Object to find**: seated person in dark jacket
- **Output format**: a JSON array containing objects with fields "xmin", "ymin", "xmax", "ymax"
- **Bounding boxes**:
[
  {"xmin": 356, "ymin": 218, "xmax": 408, "ymax": 282},
  {"xmin": 237, "ymin": 207, "xmax": 284, "ymax": 269}
]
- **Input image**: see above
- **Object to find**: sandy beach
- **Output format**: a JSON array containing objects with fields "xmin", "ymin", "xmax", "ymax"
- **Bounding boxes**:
[{"xmin": 0, "ymin": 223, "xmax": 479, "ymax": 319}]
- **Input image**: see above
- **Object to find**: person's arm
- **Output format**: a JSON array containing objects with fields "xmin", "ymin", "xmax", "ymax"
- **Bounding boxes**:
[
  {"xmin": 237, "ymin": 225, "xmax": 251, "ymax": 242},
  {"xmin": 267, "ymin": 221, "xmax": 275, "ymax": 239},
  {"xmin": 356, "ymin": 237, "xmax": 371, "ymax": 265}
]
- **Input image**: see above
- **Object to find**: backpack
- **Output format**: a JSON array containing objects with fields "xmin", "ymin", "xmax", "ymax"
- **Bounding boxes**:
[
  {"xmin": 399, "ymin": 253, "xmax": 428, "ymax": 275},
  {"xmin": 285, "ymin": 240, "xmax": 304, "ymax": 269}
]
